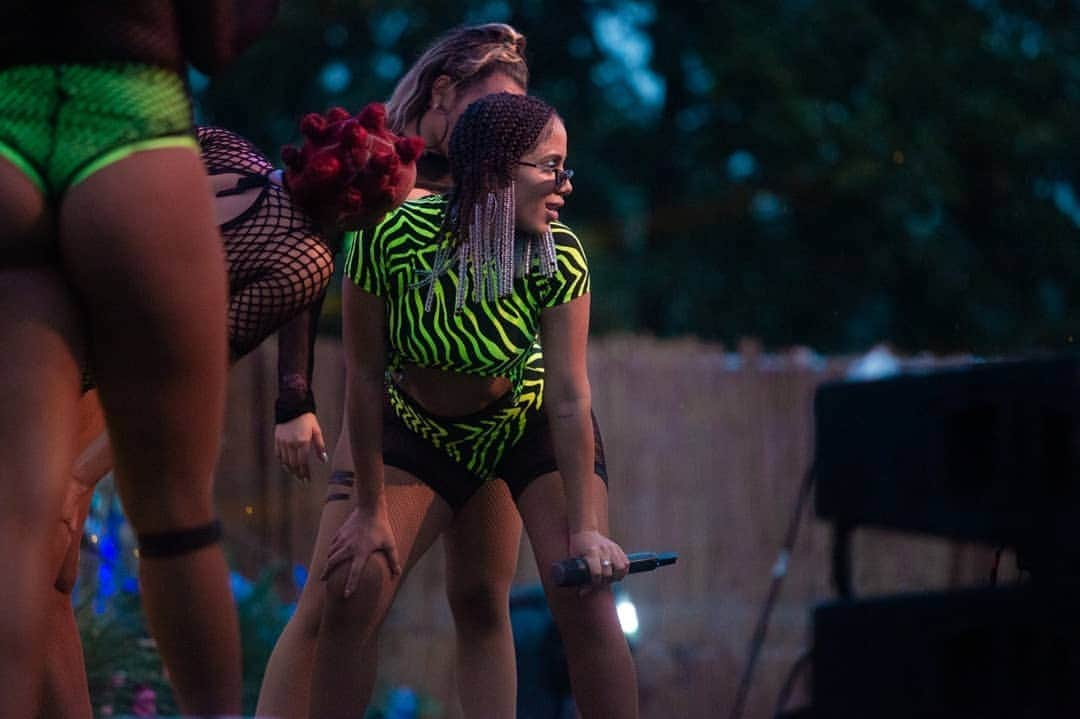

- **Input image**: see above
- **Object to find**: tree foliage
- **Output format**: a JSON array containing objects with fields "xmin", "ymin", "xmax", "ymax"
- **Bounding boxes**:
[{"xmin": 196, "ymin": 0, "xmax": 1080, "ymax": 354}]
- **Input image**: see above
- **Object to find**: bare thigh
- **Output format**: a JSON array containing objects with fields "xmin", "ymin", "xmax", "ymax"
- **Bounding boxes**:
[
  {"xmin": 516, "ymin": 471, "xmax": 611, "ymax": 588},
  {"xmin": 0, "ymin": 157, "xmax": 83, "ymax": 521},
  {"xmin": 0, "ymin": 157, "xmax": 85, "ymax": 713},
  {"xmin": 56, "ymin": 147, "xmax": 229, "ymax": 530},
  {"xmin": 0, "ymin": 156, "xmax": 52, "ymax": 260},
  {"xmin": 0, "ymin": 268, "xmax": 84, "ymax": 521}
]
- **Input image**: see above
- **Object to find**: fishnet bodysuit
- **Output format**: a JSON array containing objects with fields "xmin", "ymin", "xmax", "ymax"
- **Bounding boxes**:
[{"xmin": 198, "ymin": 126, "xmax": 339, "ymax": 420}]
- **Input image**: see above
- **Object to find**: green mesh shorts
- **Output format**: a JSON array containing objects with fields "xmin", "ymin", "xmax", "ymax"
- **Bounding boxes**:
[{"xmin": 0, "ymin": 63, "xmax": 197, "ymax": 199}]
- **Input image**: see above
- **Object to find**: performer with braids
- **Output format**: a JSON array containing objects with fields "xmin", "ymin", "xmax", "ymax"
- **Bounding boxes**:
[
  {"xmin": 310, "ymin": 92, "xmax": 639, "ymax": 719},
  {"xmin": 258, "ymin": 23, "xmax": 538, "ymax": 719},
  {"xmin": 274, "ymin": 22, "xmax": 531, "ymax": 478},
  {"xmin": 0, "ymin": 2, "xmax": 280, "ymax": 714},
  {"xmin": 39, "ymin": 105, "xmax": 422, "ymax": 718}
]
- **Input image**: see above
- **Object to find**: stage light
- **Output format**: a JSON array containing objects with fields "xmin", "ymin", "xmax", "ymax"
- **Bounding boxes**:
[{"xmin": 617, "ymin": 597, "xmax": 639, "ymax": 636}]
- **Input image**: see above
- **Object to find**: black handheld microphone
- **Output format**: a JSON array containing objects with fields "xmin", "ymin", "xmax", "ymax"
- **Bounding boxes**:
[{"xmin": 551, "ymin": 551, "xmax": 679, "ymax": 587}]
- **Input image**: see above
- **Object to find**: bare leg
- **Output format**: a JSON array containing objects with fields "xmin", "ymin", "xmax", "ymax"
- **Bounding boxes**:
[
  {"xmin": 517, "ymin": 472, "xmax": 639, "ymax": 719},
  {"xmin": 310, "ymin": 467, "xmax": 453, "ymax": 719},
  {"xmin": 257, "ymin": 427, "xmax": 361, "ymax": 719},
  {"xmin": 261, "ymin": 431, "xmax": 524, "ymax": 719},
  {"xmin": 40, "ymin": 390, "xmax": 109, "ymax": 719},
  {"xmin": 39, "ymin": 588, "xmax": 93, "ymax": 719},
  {"xmin": 444, "ymin": 479, "xmax": 522, "ymax": 718},
  {"xmin": 53, "ymin": 391, "xmax": 111, "ymax": 596},
  {"xmin": 0, "ymin": 267, "xmax": 84, "ymax": 716},
  {"xmin": 0, "ymin": 154, "xmax": 85, "ymax": 716},
  {"xmin": 58, "ymin": 148, "xmax": 240, "ymax": 715}
]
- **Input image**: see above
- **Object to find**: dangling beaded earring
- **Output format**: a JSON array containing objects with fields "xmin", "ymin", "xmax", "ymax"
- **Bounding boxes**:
[
  {"xmin": 462, "ymin": 181, "xmax": 516, "ymax": 306},
  {"xmin": 415, "ymin": 181, "xmax": 559, "ymax": 313},
  {"xmin": 535, "ymin": 225, "xmax": 557, "ymax": 277}
]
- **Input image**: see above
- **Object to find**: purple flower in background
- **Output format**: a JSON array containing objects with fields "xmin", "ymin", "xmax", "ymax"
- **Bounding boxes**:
[{"xmin": 131, "ymin": 684, "xmax": 158, "ymax": 717}]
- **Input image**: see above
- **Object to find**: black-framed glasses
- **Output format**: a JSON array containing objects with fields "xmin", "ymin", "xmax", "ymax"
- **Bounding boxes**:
[{"xmin": 517, "ymin": 161, "xmax": 574, "ymax": 191}]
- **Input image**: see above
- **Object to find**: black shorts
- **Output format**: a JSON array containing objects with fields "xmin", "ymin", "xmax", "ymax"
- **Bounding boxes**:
[{"xmin": 382, "ymin": 391, "xmax": 608, "ymax": 512}]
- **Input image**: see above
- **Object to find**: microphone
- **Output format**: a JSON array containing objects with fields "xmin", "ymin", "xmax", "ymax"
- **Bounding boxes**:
[{"xmin": 551, "ymin": 551, "xmax": 679, "ymax": 587}]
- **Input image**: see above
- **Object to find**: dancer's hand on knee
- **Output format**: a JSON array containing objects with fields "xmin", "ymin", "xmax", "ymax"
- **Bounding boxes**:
[
  {"xmin": 568, "ymin": 530, "xmax": 629, "ymax": 596},
  {"xmin": 322, "ymin": 500, "xmax": 402, "ymax": 598},
  {"xmin": 275, "ymin": 412, "xmax": 328, "ymax": 484}
]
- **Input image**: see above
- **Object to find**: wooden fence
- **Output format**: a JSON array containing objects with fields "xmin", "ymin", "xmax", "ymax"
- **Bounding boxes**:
[{"xmin": 215, "ymin": 336, "xmax": 998, "ymax": 718}]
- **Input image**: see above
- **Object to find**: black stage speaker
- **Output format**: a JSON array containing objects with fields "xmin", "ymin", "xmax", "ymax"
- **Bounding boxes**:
[
  {"xmin": 811, "ymin": 585, "xmax": 1080, "ymax": 718},
  {"xmin": 813, "ymin": 356, "xmax": 1080, "ymax": 556}
]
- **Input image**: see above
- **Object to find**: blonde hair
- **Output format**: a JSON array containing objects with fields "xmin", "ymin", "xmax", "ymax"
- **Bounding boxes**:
[{"xmin": 386, "ymin": 23, "xmax": 529, "ymax": 134}]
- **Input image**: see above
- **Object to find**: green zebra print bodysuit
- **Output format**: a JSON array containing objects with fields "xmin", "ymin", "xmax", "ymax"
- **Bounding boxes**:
[{"xmin": 343, "ymin": 194, "xmax": 590, "ymax": 480}]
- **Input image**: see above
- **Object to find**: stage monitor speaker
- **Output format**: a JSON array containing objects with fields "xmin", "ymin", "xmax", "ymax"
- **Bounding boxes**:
[
  {"xmin": 813, "ymin": 356, "xmax": 1080, "ymax": 553},
  {"xmin": 812, "ymin": 585, "xmax": 1080, "ymax": 718}
]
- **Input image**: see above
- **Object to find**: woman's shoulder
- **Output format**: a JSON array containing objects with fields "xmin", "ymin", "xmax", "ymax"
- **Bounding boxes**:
[
  {"xmin": 385, "ymin": 192, "xmax": 447, "ymax": 218},
  {"xmin": 391, "ymin": 194, "xmax": 448, "ymax": 228},
  {"xmin": 549, "ymin": 221, "xmax": 585, "ymax": 251},
  {"xmin": 403, "ymin": 193, "xmax": 449, "ymax": 210},
  {"xmin": 360, "ymin": 193, "xmax": 446, "ymax": 242}
]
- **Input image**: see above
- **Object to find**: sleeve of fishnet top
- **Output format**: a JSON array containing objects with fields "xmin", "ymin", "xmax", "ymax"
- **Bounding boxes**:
[
  {"xmin": 271, "ymin": 232, "xmax": 350, "ymax": 423},
  {"xmin": 273, "ymin": 233, "xmax": 350, "ymax": 424},
  {"xmin": 273, "ymin": 293, "xmax": 325, "ymax": 423}
]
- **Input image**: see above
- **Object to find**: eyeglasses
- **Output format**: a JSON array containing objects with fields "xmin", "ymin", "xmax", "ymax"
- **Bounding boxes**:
[{"xmin": 517, "ymin": 161, "xmax": 574, "ymax": 191}]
